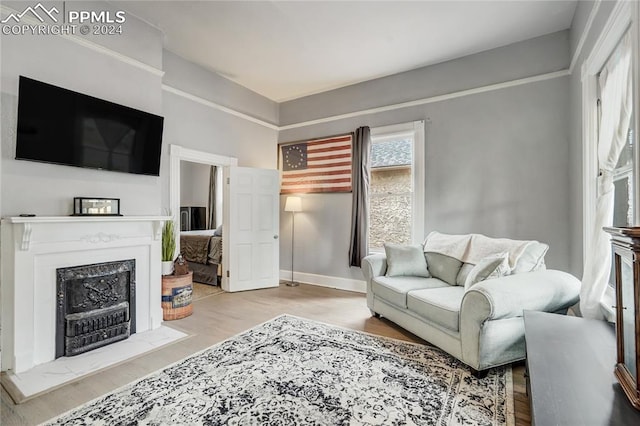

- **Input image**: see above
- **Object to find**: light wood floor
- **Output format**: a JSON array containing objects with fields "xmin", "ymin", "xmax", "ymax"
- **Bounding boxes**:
[{"xmin": 1, "ymin": 283, "xmax": 530, "ymax": 425}]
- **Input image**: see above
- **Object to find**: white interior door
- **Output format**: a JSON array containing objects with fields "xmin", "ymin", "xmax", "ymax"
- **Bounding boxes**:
[{"xmin": 222, "ymin": 166, "xmax": 280, "ymax": 292}]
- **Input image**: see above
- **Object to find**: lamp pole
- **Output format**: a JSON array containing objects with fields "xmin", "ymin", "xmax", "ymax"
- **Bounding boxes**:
[
  {"xmin": 287, "ymin": 210, "xmax": 299, "ymax": 286},
  {"xmin": 284, "ymin": 196, "xmax": 302, "ymax": 287}
]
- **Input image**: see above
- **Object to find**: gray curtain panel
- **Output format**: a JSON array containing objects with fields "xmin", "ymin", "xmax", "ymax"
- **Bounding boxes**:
[
  {"xmin": 208, "ymin": 165, "xmax": 218, "ymax": 229},
  {"xmin": 349, "ymin": 126, "xmax": 371, "ymax": 267}
]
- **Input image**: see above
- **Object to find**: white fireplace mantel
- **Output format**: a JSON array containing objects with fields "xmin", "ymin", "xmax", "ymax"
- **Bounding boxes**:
[
  {"xmin": 4, "ymin": 216, "xmax": 168, "ymax": 250},
  {"xmin": 1, "ymin": 215, "xmax": 171, "ymax": 374}
]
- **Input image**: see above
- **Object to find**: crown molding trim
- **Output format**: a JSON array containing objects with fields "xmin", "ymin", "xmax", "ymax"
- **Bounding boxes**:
[
  {"xmin": 0, "ymin": 5, "xmax": 164, "ymax": 77},
  {"xmin": 279, "ymin": 69, "xmax": 570, "ymax": 131},
  {"xmin": 162, "ymin": 84, "xmax": 280, "ymax": 130}
]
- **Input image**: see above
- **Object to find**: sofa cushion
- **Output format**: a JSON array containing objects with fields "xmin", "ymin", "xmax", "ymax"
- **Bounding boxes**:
[
  {"xmin": 424, "ymin": 252, "xmax": 463, "ymax": 285},
  {"xmin": 456, "ymin": 263, "xmax": 475, "ymax": 286},
  {"xmin": 464, "ymin": 253, "xmax": 511, "ymax": 291},
  {"xmin": 372, "ymin": 276, "xmax": 448, "ymax": 308},
  {"xmin": 407, "ymin": 286, "xmax": 465, "ymax": 331},
  {"xmin": 384, "ymin": 243, "xmax": 430, "ymax": 277}
]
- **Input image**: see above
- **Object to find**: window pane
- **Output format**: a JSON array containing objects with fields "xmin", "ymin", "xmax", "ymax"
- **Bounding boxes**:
[
  {"xmin": 369, "ymin": 138, "xmax": 413, "ymax": 250},
  {"xmin": 613, "ymin": 175, "xmax": 632, "ymax": 227},
  {"xmin": 610, "ymin": 175, "xmax": 632, "ymax": 289},
  {"xmin": 370, "ymin": 169, "xmax": 412, "ymax": 249},
  {"xmin": 615, "ymin": 128, "xmax": 634, "ymax": 169}
]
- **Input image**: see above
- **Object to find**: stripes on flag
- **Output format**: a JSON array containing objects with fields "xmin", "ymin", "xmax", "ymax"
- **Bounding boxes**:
[{"xmin": 279, "ymin": 134, "xmax": 353, "ymax": 194}]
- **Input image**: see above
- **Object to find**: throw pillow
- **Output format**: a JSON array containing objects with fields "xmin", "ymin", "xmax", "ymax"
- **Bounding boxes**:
[
  {"xmin": 456, "ymin": 263, "xmax": 475, "ymax": 286},
  {"xmin": 464, "ymin": 253, "xmax": 511, "ymax": 291},
  {"xmin": 424, "ymin": 252, "xmax": 462, "ymax": 285},
  {"xmin": 213, "ymin": 225, "xmax": 223, "ymax": 237},
  {"xmin": 384, "ymin": 243, "xmax": 430, "ymax": 278},
  {"xmin": 512, "ymin": 242, "xmax": 548, "ymax": 273}
]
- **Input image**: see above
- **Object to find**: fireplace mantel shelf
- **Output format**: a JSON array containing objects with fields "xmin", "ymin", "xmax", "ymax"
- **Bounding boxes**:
[
  {"xmin": 3, "ymin": 215, "xmax": 171, "ymax": 224},
  {"xmin": 2, "ymin": 216, "xmax": 172, "ymax": 251}
]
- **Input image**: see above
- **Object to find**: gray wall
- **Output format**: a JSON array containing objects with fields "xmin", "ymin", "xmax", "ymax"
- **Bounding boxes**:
[
  {"xmin": 180, "ymin": 161, "xmax": 210, "ymax": 208},
  {"xmin": 279, "ymin": 31, "xmax": 572, "ymax": 281},
  {"xmin": 159, "ymin": 51, "xmax": 279, "ymax": 211},
  {"xmin": 0, "ymin": 2, "xmax": 163, "ymax": 216},
  {"xmin": 0, "ymin": 2, "xmax": 279, "ymax": 217},
  {"xmin": 1, "ymin": 1, "xmax": 614, "ymax": 284},
  {"xmin": 162, "ymin": 51, "xmax": 278, "ymax": 124},
  {"xmin": 568, "ymin": 0, "xmax": 618, "ymax": 278},
  {"xmin": 280, "ymin": 31, "xmax": 569, "ymax": 126}
]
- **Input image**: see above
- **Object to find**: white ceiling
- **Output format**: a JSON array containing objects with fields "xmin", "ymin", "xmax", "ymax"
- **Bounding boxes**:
[{"xmin": 119, "ymin": 1, "xmax": 577, "ymax": 102}]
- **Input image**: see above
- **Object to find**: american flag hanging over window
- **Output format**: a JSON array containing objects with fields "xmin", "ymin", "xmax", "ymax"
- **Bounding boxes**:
[{"xmin": 279, "ymin": 134, "xmax": 353, "ymax": 194}]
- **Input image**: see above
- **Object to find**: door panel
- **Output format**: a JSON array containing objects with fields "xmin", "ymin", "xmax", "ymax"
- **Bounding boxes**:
[{"xmin": 223, "ymin": 167, "xmax": 280, "ymax": 292}]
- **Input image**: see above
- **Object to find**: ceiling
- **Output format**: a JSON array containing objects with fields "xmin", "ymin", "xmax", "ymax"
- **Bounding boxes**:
[{"xmin": 118, "ymin": 1, "xmax": 578, "ymax": 102}]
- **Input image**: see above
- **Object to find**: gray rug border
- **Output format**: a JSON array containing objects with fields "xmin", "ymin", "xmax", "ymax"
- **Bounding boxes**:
[{"xmin": 40, "ymin": 314, "xmax": 515, "ymax": 426}]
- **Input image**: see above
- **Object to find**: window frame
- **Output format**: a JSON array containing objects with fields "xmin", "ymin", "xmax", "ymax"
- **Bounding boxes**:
[
  {"xmin": 368, "ymin": 120, "xmax": 425, "ymax": 253},
  {"xmin": 581, "ymin": 1, "xmax": 638, "ymax": 321},
  {"xmin": 583, "ymin": 1, "xmax": 638, "ymax": 262}
]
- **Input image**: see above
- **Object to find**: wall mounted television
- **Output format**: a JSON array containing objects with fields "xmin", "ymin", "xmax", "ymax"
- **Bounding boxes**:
[{"xmin": 16, "ymin": 76, "xmax": 164, "ymax": 176}]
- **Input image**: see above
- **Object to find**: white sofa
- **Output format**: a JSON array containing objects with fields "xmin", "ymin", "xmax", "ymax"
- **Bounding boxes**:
[{"xmin": 362, "ymin": 233, "xmax": 581, "ymax": 373}]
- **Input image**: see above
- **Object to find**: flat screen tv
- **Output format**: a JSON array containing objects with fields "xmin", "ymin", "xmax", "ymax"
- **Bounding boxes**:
[{"xmin": 16, "ymin": 76, "xmax": 164, "ymax": 176}]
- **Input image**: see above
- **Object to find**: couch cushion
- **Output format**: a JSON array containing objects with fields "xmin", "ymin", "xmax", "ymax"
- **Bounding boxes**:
[
  {"xmin": 424, "ymin": 252, "xmax": 463, "ymax": 285},
  {"xmin": 384, "ymin": 243, "xmax": 430, "ymax": 277},
  {"xmin": 372, "ymin": 276, "xmax": 448, "ymax": 308},
  {"xmin": 407, "ymin": 286, "xmax": 465, "ymax": 331},
  {"xmin": 456, "ymin": 263, "xmax": 475, "ymax": 286},
  {"xmin": 464, "ymin": 252, "xmax": 511, "ymax": 291}
]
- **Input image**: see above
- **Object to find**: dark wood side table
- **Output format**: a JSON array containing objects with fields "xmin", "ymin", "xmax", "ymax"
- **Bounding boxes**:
[{"xmin": 524, "ymin": 310, "xmax": 640, "ymax": 425}]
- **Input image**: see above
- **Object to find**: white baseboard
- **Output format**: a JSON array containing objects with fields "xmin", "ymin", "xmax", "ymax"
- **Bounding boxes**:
[{"xmin": 280, "ymin": 270, "xmax": 366, "ymax": 293}]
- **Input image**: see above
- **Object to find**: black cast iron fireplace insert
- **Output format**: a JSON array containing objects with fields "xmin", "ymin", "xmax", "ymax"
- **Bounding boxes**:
[{"xmin": 56, "ymin": 259, "xmax": 136, "ymax": 358}]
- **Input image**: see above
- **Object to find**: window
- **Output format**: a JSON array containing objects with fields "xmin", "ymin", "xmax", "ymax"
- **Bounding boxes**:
[
  {"xmin": 608, "ymin": 122, "xmax": 635, "ymax": 291},
  {"xmin": 581, "ymin": 2, "xmax": 635, "ymax": 321},
  {"xmin": 612, "ymin": 128, "xmax": 634, "ymax": 227},
  {"xmin": 598, "ymin": 60, "xmax": 637, "ymax": 290},
  {"xmin": 369, "ymin": 121, "xmax": 425, "ymax": 252}
]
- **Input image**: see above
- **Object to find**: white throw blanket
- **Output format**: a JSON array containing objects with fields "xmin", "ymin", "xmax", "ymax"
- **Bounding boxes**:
[{"xmin": 423, "ymin": 231, "xmax": 537, "ymax": 269}]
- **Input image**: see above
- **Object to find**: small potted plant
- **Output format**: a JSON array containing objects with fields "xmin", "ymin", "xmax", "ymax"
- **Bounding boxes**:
[{"xmin": 161, "ymin": 220, "xmax": 176, "ymax": 275}]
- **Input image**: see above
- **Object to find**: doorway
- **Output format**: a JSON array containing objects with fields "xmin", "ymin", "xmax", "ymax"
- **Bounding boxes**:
[{"xmin": 169, "ymin": 144, "xmax": 238, "ymax": 288}]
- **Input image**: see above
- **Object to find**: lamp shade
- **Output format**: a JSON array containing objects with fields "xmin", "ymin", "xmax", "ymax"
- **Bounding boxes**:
[{"xmin": 284, "ymin": 196, "xmax": 303, "ymax": 212}]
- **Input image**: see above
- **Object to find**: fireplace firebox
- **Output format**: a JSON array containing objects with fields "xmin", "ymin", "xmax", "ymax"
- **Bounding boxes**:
[{"xmin": 56, "ymin": 259, "xmax": 136, "ymax": 358}]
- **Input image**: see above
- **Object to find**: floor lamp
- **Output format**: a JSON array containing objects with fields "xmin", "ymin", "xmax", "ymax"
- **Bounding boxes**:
[{"xmin": 284, "ymin": 196, "xmax": 302, "ymax": 287}]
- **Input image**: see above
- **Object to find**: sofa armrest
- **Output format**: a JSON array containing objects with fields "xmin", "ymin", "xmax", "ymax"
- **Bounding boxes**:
[
  {"xmin": 362, "ymin": 254, "xmax": 387, "ymax": 310},
  {"xmin": 461, "ymin": 270, "xmax": 581, "ymax": 322},
  {"xmin": 459, "ymin": 269, "xmax": 580, "ymax": 370},
  {"xmin": 362, "ymin": 253, "xmax": 387, "ymax": 283}
]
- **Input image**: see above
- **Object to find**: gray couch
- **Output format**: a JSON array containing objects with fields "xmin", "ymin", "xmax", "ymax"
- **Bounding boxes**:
[{"xmin": 362, "ymin": 250, "xmax": 581, "ymax": 373}]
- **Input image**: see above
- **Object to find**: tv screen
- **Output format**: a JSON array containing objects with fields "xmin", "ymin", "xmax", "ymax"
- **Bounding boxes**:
[{"xmin": 16, "ymin": 76, "xmax": 164, "ymax": 176}]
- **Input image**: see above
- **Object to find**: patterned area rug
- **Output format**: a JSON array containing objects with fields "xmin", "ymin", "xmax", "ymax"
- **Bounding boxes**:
[{"xmin": 43, "ymin": 315, "xmax": 513, "ymax": 425}]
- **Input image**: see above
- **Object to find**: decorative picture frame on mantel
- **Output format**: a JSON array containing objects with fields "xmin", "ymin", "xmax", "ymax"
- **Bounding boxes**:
[
  {"xmin": 73, "ymin": 197, "xmax": 121, "ymax": 216},
  {"xmin": 278, "ymin": 133, "xmax": 353, "ymax": 194}
]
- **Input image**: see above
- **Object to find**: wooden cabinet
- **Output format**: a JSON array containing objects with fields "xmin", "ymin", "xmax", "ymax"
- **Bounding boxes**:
[{"xmin": 605, "ymin": 226, "xmax": 640, "ymax": 410}]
